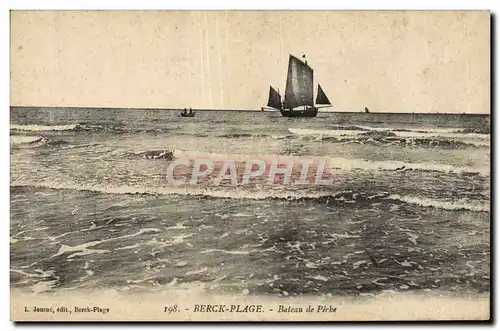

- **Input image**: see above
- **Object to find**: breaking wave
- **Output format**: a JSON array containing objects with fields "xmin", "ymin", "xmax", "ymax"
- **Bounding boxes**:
[
  {"xmin": 332, "ymin": 125, "xmax": 490, "ymax": 136},
  {"xmin": 101, "ymin": 148, "xmax": 489, "ymax": 176},
  {"xmin": 142, "ymin": 149, "xmax": 488, "ymax": 176},
  {"xmin": 10, "ymin": 123, "xmax": 489, "ymax": 149},
  {"xmin": 10, "ymin": 182, "xmax": 489, "ymax": 212},
  {"xmin": 10, "ymin": 135, "xmax": 98, "ymax": 150},
  {"xmin": 10, "ymin": 123, "xmax": 155, "ymax": 134},
  {"xmin": 10, "ymin": 124, "xmax": 79, "ymax": 132},
  {"xmin": 10, "ymin": 135, "xmax": 45, "ymax": 145},
  {"xmin": 386, "ymin": 194, "xmax": 489, "ymax": 213},
  {"xmin": 130, "ymin": 150, "xmax": 174, "ymax": 160},
  {"xmin": 217, "ymin": 133, "xmax": 291, "ymax": 140},
  {"xmin": 288, "ymin": 127, "xmax": 489, "ymax": 148},
  {"xmin": 289, "ymin": 128, "xmax": 366, "ymax": 137},
  {"xmin": 456, "ymin": 128, "xmax": 491, "ymax": 134},
  {"xmin": 323, "ymin": 157, "xmax": 489, "ymax": 176}
]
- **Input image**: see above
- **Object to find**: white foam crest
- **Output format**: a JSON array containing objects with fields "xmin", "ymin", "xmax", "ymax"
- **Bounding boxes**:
[
  {"xmin": 185, "ymin": 267, "xmax": 208, "ymax": 276},
  {"xmin": 169, "ymin": 233, "xmax": 194, "ymax": 245},
  {"xmin": 48, "ymin": 228, "xmax": 160, "ymax": 259},
  {"xmin": 387, "ymin": 194, "xmax": 489, "ymax": 212},
  {"xmin": 11, "ymin": 268, "xmax": 56, "ymax": 279},
  {"xmin": 288, "ymin": 128, "xmax": 365, "ymax": 137},
  {"xmin": 334, "ymin": 124, "xmax": 488, "ymax": 136},
  {"xmin": 11, "ymin": 180, "xmax": 335, "ymax": 200},
  {"xmin": 165, "ymin": 223, "xmax": 189, "ymax": 230},
  {"xmin": 174, "ymin": 149, "xmax": 488, "ymax": 176},
  {"xmin": 137, "ymin": 148, "xmax": 488, "ymax": 177},
  {"xmin": 115, "ymin": 243, "xmax": 141, "ymax": 251},
  {"xmin": 288, "ymin": 126, "xmax": 490, "ymax": 144},
  {"xmin": 201, "ymin": 249, "xmax": 255, "ymax": 255},
  {"xmin": 394, "ymin": 130, "xmax": 490, "ymax": 142},
  {"xmin": 31, "ymin": 280, "xmax": 59, "ymax": 293},
  {"xmin": 325, "ymin": 157, "xmax": 489, "ymax": 176},
  {"xmin": 113, "ymin": 228, "xmax": 161, "ymax": 241},
  {"xmin": 233, "ymin": 212, "xmax": 253, "ymax": 217},
  {"xmin": 307, "ymin": 275, "xmax": 329, "ymax": 282},
  {"xmin": 11, "ymin": 181, "xmax": 490, "ymax": 212},
  {"xmin": 10, "ymin": 136, "xmax": 44, "ymax": 145},
  {"xmin": 172, "ymin": 149, "xmax": 293, "ymax": 162},
  {"xmin": 355, "ymin": 125, "xmax": 467, "ymax": 134},
  {"xmin": 10, "ymin": 124, "xmax": 79, "ymax": 132},
  {"xmin": 50, "ymin": 241, "xmax": 109, "ymax": 259}
]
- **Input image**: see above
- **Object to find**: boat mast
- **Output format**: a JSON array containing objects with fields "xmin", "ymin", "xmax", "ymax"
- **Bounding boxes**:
[
  {"xmin": 302, "ymin": 53, "xmax": 305, "ymax": 112},
  {"xmin": 302, "ymin": 54, "xmax": 308, "ymax": 110}
]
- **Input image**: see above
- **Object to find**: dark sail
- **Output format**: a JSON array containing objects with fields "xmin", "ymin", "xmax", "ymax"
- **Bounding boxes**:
[
  {"xmin": 283, "ymin": 55, "xmax": 314, "ymax": 110},
  {"xmin": 315, "ymin": 84, "xmax": 331, "ymax": 105},
  {"xmin": 267, "ymin": 86, "xmax": 282, "ymax": 109}
]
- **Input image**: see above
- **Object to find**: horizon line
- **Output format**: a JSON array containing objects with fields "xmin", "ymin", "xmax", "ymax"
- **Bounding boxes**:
[{"xmin": 9, "ymin": 105, "xmax": 491, "ymax": 116}]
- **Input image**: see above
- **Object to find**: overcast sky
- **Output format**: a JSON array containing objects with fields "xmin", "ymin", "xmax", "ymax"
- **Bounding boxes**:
[{"xmin": 10, "ymin": 10, "xmax": 490, "ymax": 113}]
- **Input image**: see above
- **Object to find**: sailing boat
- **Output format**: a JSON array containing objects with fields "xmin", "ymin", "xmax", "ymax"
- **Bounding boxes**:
[{"xmin": 264, "ymin": 54, "xmax": 332, "ymax": 117}]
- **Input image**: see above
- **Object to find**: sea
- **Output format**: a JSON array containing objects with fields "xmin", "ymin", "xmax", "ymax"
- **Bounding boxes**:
[{"xmin": 10, "ymin": 107, "xmax": 491, "ymax": 299}]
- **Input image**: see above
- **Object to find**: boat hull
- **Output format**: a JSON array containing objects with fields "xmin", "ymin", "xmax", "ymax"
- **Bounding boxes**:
[
  {"xmin": 180, "ymin": 113, "xmax": 195, "ymax": 117},
  {"xmin": 280, "ymin": 107, "xmax": 318, "ymax": 117}
]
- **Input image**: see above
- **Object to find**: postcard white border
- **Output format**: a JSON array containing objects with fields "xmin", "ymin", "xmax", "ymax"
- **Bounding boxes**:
[{"xmin": 3, "ymin": 0, "xmax": 497, "ymax": 330}]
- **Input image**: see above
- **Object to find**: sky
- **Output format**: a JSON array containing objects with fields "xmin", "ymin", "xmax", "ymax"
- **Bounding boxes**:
[{"xmin": 10, "ymin": 10, "xmax": 490, "ymax": 113}]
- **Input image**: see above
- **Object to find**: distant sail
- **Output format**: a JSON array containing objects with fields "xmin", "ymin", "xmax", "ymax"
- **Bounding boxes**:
[
  {"xmin": 267, "ymin": 86, "xmax": 282, "ymax": 109},
  {"xmin": 283, "ymin": 55, "xmax": 314, "ymax": 109},
  {"xmin": 315, "ymin": 84, "xmax": 331, "ymax": 105}
]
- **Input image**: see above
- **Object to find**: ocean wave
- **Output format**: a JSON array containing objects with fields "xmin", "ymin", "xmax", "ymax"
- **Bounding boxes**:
[
  {"xmin": 354, "ymin": 125, "xmax": 474, "ymax": 134},
  {"xmin": 288, "ymin": 128, "xmax": 489, "ymax": 148},
  {"xmin": 10, "ymin": 123, "xmax": 117, "ymax": 133},
  {"xmin": 10, "ymin": 181, "xmax": 331, "ymax": 200},
  {"xmin": 108, "ymin": 149, "xmax": 176, "ymax": 160},
  {"xmin": 10, "ymin": 123, "xmax": 144, "ymax": 134},
  {"xmin": 323, "ymin": 157, "xmax": 489, "ymax": 176},
  {"xmin": 292, "ymin": 126, "xmax": 489, "ymax": 135},
  {"xmin": 173, "ymin": 150, "xmax": 488, "ymax": 176},
  {"xmin": 331, "ymin": 125, "xmax": 490, "ymax": 136},
  {"xmin": 301, "ymin": 135, "xmax": 488, "ymax": 149},
  {"xmin": 456, "ymin": 128, "xmax": 491, "ymax": 134},
  {"xmin": 218, "ymin": 133, "xmax": 266, "ymax": 139},
  {"xmin": 10, "ymin": 122, "xmax": 489, "ymax": 141},
  {"xmin": 132, "ymin": 150, "xmax": 174, "ymax": 160},
  {"xmin": 10, "ymin": 135, "xmax": 45, "ymax": 145},
  {"xmin": 289, "ymin": 126, "xmax": 490, "ymax": 138},
  {"xmin": 10, "ymin": 182, "xmax": 489, "ymax": 213},
  {"xmin": 109, "ymin": 148, "xmax": 489, "ymax": 176},
  {"xmin": 10, "ymin": 135, "xmax": 98, "ymax": 150},
  {"xmin": 386, "ymin": 194, "xmax": 489, "ymax": 213},
  {"xmin": 219, "ymin": 133, "xmax": 256, "ymax": 138},
  {"xmin": 392, "ymin": 130, "xmax": 489, "ymax": 142},
  {"xmin": 44, "ymin": 139, "xmax": 73, "ymax": 147},
  {"xmin": 288, "ymin": 128, "xmax": 366, "ymax": 137},
  {"xmin": 10, "ymin": 124, "xmax": 79, "ymax": 132},
  {"xmin": 217, "ymin": 133, "xmax": 292, "ymax": 140}
]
